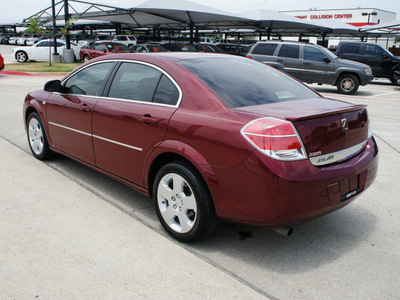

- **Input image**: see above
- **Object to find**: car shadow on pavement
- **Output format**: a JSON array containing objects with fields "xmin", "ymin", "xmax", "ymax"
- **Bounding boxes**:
[
  {"xmin": 44, "ymin": 154, "xmax": 378, "ymax": 276},
  {"xmin": 311, "ymin": 86, "xmax": 375, "ymax": 97},
  {"xmin": 187, "ymin": 205, "xmax": 377, "ymax": 274}
]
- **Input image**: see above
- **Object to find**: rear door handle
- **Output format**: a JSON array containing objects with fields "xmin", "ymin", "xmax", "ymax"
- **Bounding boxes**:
[
  {"xmin": 139, "ymin": 115, "xmax": 158, "ymax": 125},
  {"xmin": 276, "ymin": 59, "xmax": 283, "ymax": 63},
  {"xmin": 80, "ymin": 104, "xmax": 92, "ymax": 112},
  {"xmin": 303, "ymin": 62, "xmax": 311, "ymax": 65}
]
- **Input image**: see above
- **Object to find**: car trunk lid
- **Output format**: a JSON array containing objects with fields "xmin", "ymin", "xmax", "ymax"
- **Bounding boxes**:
[{"xmin": 235, "ymin": 98, "xmax": 369, "ymax": 163}]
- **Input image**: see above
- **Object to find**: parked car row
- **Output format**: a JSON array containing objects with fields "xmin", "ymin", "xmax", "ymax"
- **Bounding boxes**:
[
  {"xmin": 246, "ymin": 41, "xmax": 374, "ymax": 94},
  {"xmin": 335, "ymin": 41, "xmax": 400, "ymax": 86}
]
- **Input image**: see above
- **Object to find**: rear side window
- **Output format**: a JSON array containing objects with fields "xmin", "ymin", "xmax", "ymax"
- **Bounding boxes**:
[
  {"xmin": 108, "ymin": 62, "xmax": 179, "ymax": 105},
  {"xmin": 108, "ymin": 63, "xmax": 161, "ymax": 102},
  {"xmin": 178, "ymin": 56, "xmax": 317, "ymax": 108},
  {"xmin": 252, "ymin": 43, "xmax": 278, "ymax": 55},
  {"xmin": 278, "ymin": 44, "xmax": 300, "ymax": 59},
  {"xmin": 153, "ymin": 75, "xmax": 180, "ymax": 105},
  {"xmin": 342, "ymin": 43, "xmax": 361, "ymax": 54}
]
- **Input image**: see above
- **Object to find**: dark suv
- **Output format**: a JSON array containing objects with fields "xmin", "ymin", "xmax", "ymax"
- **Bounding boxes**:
[
  {"xmin": 247, "ymin": 41, "xmax": 374, "ymax": 94},
  {"xmin": 336, "ymin": 41, "xmax": 400, "ymax": 86}
]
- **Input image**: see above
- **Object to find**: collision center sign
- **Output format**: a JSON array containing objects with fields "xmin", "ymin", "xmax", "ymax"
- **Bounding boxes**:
[{"xmin": 295, "ymin": 14, "xmax": 353, "ymax": 20}]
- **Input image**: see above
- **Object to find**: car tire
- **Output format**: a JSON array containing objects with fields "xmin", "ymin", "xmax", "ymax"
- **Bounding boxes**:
[
  {"xmin": 83, "ymin": 55, "xmax": 90, "ymax": 63},
  {"xmin": 337, "ymin": 74, "xmax": 359, "ymax": 95},
  {"xmin": 27, "ymin": 112, "xmax": 52, "ymax": 160},
  {"xmin": 16, "ymin": 51, "xmax": 28, "ymax": 63},
  {"xmin": 153, "ymin": 161, "xmax": 217, "ymax": 242},
  {"xmin": 391, "ymin": 72, "xmax": 400, "ymax": 86}
]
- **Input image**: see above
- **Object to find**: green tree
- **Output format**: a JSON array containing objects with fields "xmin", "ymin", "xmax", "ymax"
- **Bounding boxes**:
[
  {"xmin": 24, "ymin": 14, "xmax": 43, "ymax": 34},
  {"xmin": 60, "ymin": 18, "xmax": 77, "ymax": 35}
]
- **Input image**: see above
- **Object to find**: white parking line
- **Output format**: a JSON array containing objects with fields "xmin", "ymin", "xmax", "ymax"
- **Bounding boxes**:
[
  {"xmin": 366, "ymin": 92, "xmax": 400, "ymax": 98},
  {"xmin": 320, "ymin": 93, "xmax": 400, "ymax": 103}
]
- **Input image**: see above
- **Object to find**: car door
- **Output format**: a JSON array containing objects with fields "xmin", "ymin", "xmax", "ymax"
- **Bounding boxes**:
[
  {"xmin": 301, "ymin": 45, "xmax": 334, "ymax": 84},
  {"xmin": 46, "ymin": 62, "xmax": 116, "ymax": 164},
  {"xmin": 92, "ymin": 61, "xmax": 181, "ymax": 186},
  {"xmin": 276, "ymin": 44, "xmax": 301, "ymax": 79},
  {"xmin": 364, "ymin": 44, "xmax": 392, "ymax": 78}
]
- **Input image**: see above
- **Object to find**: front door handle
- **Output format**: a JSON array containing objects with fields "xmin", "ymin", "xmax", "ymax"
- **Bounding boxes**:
[
  {"xmin": 139, "ymin": 115, "xmax": 158, "ymax": 125},
  {"xmin": 80, "ymin": 104, "xmax": 92, "ymax": 112}
]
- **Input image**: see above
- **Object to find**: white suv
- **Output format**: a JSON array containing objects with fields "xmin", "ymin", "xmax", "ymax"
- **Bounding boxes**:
[{"xmin": 112, "ymin": 35, "xmax": 137, "ymax": 47}]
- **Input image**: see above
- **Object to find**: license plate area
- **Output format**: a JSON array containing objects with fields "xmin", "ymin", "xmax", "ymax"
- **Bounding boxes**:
[{"xmin": 340, "ymin": 175, "xmax": 360, "ymax": 201}]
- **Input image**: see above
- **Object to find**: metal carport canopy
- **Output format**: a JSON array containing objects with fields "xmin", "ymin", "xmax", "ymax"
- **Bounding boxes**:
[
  {"xmin": 359, "ymin": 20, "xmax": 400, "ymax": 34},
  {"xmin": 68, "ymin": 0, "xmax": 255, "ymax": 29}
]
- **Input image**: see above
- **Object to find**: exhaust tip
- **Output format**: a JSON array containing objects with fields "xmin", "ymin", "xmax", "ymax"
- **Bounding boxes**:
[{"xmin": 273, "ymin": 227, "xmax": 294, "ymax": 237}]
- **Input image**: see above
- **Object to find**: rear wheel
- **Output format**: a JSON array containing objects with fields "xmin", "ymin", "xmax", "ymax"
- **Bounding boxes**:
[
  {"xmin": 153, "ymin": 161, "xmax": 217, "ymax": 242},
  {"xmin": 391, "ymin": 72, "xmax": 400, "ymax": 86},
  {"xmin": 16, "ymin": 51, "xmax": 28, "ymax": 63},
  {"xmin": 27, "ymin": 112, "xmax": 52, "ymax": 160},
  {"xmin": 83, "ymin": 55, "xmax": 90, "ymax": 63},
  {"xmin": 337, "ymin": 74, "xmax": 359, "ymax": 95}
]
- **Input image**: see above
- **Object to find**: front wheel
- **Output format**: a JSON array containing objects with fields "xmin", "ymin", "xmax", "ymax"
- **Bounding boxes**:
[
  {"xmin": 83, "ymin": 55, "xmax": 90, "ymax": 63},
  {"xmin": 337, "ymin": 74, "xmax": 359, "ymax": 95},
  {"xmin": 27, "ymin": 112, "xmax": 52, "ymax": 160},
  {"xmin": 16, "ymin": 51, "xmax": 28, "ymax": 63},
  {"xmin": 391, "ymin": 72, "xmax": 400, "ymax": 86},
  {"xmin": 153, "ymin": 161, "xmax": 217, "ymax": 242}
]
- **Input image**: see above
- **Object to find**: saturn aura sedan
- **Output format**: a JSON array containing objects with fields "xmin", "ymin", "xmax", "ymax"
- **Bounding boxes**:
[{"xmin": 23, "ymin": 53, "xmax": 378, "ymax": 242}]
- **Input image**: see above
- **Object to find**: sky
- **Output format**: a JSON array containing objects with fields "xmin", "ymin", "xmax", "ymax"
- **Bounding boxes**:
[{"xmin": 0, "ymin": 0, "xmax": 398, "ymax": 24}]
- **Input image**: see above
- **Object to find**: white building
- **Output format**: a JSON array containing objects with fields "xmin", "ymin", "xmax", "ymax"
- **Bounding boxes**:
[
  {"xmin": 282, "ymin": 8, "xmax": 396, "ymax": 27},
  {"xmin": 280, "ymin": 8, "xmax": 397, "ymax": 48}
]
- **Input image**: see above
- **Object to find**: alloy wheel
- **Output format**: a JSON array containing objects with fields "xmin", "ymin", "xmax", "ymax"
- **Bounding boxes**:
[
  {"xmin": 157, "ymin": 173, "xmax": 197, "ymax": 234},
  {"xmin": 28, "ymin": 117, "xmax": 44, "ymax": 156}
]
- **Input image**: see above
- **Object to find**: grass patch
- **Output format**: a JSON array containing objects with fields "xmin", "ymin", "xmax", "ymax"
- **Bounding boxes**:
[{"xmin": 4, "ymin": 62, "xmax": 82, "ymax": 73}]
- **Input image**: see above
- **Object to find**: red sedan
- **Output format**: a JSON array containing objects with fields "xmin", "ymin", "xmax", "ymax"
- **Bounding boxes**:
[
  {"xmin": 0, "ymin": 53, "xmax": 4, "ymax": 71},
  {"xmin": 79, "ymin": 42, "xmax": 130, "ymax": 62},
  {"xmin": 23, "ymin": 53, "xmax": 378, "ymax": 242}
]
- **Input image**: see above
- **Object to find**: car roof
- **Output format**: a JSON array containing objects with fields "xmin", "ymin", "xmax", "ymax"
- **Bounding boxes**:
[{"xmin": 90, "ymin": 52, "xmax": 228, "ymax": 63}]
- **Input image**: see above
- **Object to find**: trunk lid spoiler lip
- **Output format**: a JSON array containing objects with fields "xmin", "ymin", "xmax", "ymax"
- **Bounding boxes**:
[
  {"xmin": 287, "ymin": 104, "xmax": 367, "ymax": 122},
  {"xmin": 233, "ymin": 98, "xmax": 367, "ymax": 123}
]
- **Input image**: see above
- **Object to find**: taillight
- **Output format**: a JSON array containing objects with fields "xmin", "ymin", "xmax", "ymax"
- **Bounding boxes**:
[
  {"xmin": 246, "ymin": 55, "xmax": 252, "ymax": 59},
  {"xmin": 241, "ymin": 117, "xmax": 307, "ymax": 161}
]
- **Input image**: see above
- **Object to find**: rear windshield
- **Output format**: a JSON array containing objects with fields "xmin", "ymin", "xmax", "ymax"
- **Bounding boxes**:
[{"xmin": 178, "ymin": 56, "xmax": 317, "ymax": 108}]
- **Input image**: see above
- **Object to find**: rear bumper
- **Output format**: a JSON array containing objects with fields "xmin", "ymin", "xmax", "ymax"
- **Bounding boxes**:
[{"xmin": 209, "ymin": 136, "xmax": 378, "ymax": 227}]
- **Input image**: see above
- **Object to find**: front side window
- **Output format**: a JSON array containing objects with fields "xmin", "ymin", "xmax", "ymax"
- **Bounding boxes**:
[
  {"xmin": 37, "ymin": 41, "xmax": 49, "ymax": 47},
  {"xmin": 278, "ymin": 44, "xmax": 300, "ymax": 59},
  {"xmin": 64, "ymin": 62, "xmax": 114, "ymax": 96},
  {"xmin": 304, "ymin": 46, "xmax": 326, "ymax": 61},
  {"xmin": 365, "ymin": 45, "xmax": 385, "ymax": 57},
  {"xmin": 94, "ymin": 44, "xmax": 107, "ymax": 51}
]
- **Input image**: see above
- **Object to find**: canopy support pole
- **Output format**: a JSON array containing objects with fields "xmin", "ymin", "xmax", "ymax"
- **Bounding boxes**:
[{"xmin": 64, "ymin": 0, "xmax": 71, "ymax": 49}]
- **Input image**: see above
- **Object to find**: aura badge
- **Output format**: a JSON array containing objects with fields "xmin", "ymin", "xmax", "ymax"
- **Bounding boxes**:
[{"xmin": 341, "ymin": 118, "xmax": 349, "ymax": 131}]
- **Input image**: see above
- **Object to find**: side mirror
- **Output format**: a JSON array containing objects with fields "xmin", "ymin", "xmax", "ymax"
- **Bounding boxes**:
[
  {"xmin": 44, "ymin": 80, "xmax": 62, "ymax": 92},
  {"xmin": 323, "ymin": 57, "xmax": 331, "ymax": 63}
]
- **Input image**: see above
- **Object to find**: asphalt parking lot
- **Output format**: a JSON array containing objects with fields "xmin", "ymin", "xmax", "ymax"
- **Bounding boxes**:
[{"xmin": 1, "ymin": 44, "xmax": 400, "ymax": 299}]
